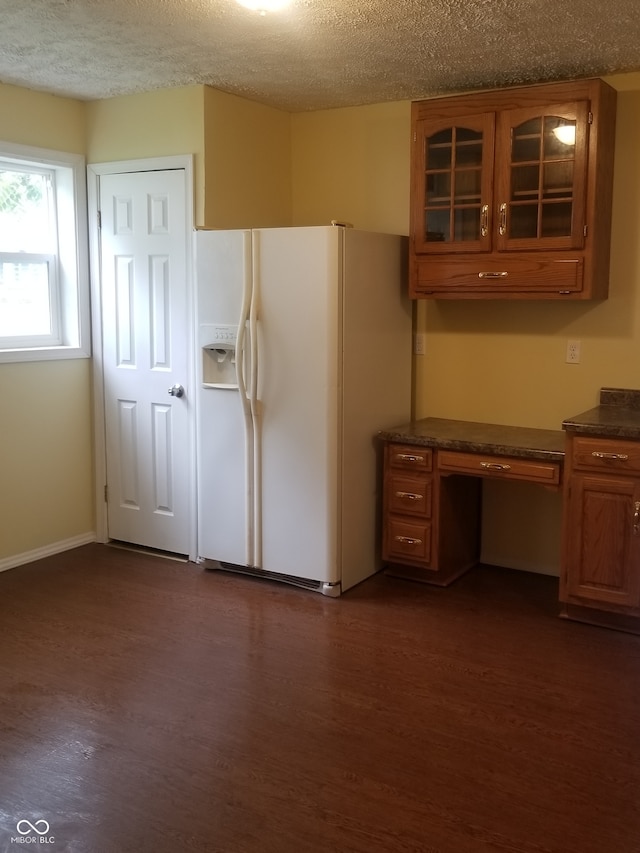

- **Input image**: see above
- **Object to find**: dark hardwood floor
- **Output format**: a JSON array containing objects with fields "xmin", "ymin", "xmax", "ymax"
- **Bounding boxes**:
[{"xmin": 1, "ymin": 544, "xmax": 640, "ymax": 853}]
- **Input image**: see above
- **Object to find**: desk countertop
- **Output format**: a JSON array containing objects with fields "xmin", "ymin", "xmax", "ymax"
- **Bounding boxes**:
[
  {"xmin": 378, "ymin": 417, "xmax": 566, "ymax": 462},
  {"xmin": 381, "ymin": 390, "xmax": 640, "ymax": 459}
]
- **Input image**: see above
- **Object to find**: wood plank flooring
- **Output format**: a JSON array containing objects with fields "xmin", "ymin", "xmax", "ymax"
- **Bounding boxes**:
[{"xmin": 1, "ymin": 544, "xmax": 640, "ymax": 853}]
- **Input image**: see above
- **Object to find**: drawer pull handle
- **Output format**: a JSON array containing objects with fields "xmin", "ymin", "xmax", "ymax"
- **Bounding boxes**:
[
  {"xmin": 591, "ymin": 451, "xmax": 629, "ymax": 461},
  {"xmin": 635, "ymin": 502, "xmax": 640, "ymax": 536},
  {"xmin": 395, "ymin": 491, "xmax": 423, "ymax": 501},
  {"xmin": 480, "ymin": 461, "xmax": 512, "ymax": 472},
  {"xmin": 478, "ymin": 271, "xmax": 508, "ymax": 279},
  {"xmin": 394, "ymin": 535, "xmax": 422, "ymax": 545},
  {"xmin": 395, "ymin": 453, "xmax": 424, "ymax": 463}
]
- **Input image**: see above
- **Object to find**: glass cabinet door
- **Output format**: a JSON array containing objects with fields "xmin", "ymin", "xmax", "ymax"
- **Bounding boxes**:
[
  {"xmin": 495, "ymin": 102, "xmax": 588, "ymax": 251},
  {"xmin": 412, "ymin": 113, "xmax": 495, "ymax": 254}
]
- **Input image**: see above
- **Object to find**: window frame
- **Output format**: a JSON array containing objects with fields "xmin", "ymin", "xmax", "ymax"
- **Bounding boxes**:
[
  {"xmin": 0, "ymin": 141, "xmax": 90, "ymax": 363},
  {"xmin": 0, "ymin": 252, "xmax": 61, "ymax": 347}
]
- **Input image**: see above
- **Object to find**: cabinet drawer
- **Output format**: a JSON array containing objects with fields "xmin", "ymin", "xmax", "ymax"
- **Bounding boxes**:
[
  {"xmin": 385, "ymin": 518, "xmax": 431, "ymax": 564},
  {"xmin": 387, "ymin": 475, "xmax": 432, "ymax": 518},
  {"xmin": 413, "ymin": 255, "xmax": 583, "ymax": 295},
  {"xmin": 388, "ymin": 444, "xmax": 432, "ymax": 472},
  {"xmin": 438, "ymin": 450, "xmax": 561, "ymax": 485},
  {"xmin": 571, "ymin": 437, "xmax": 640, "ymax": 474}
]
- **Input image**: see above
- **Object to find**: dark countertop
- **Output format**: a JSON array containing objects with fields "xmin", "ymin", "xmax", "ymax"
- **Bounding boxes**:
[
  {"xmin": 380, "ymin": 390, "xmax": 640, "ymax": 459},
  {"xmin": 379, "ymin": 417, "xmax": 566, "ymax": 461},
  {"xmin": 563, "ymin": 388, "xmax": 640, "ymax": 439}
]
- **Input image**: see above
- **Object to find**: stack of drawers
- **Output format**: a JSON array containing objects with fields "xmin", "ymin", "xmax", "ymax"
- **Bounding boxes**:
[{"xmin": 382, "ymin": 444, "xmax": 433, "ymax": 568}]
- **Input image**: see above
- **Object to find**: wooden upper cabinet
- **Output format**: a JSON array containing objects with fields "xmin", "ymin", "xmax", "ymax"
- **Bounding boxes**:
[
  {"xmin": 495, "ymin": 101, "xmax": 589, "ymax": 253},
  {"xmin": 412, "ymin": 112, "xmax": 495, "ymax": 255},
  {"xmin": 410, "ymin": 80, "xmax": 617, "ymax": 300}
]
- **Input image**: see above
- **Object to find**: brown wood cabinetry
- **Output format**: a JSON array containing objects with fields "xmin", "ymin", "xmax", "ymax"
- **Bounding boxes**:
[
  {"xmin": 382, "ymin": 430, "xmax": 564, "ymax": 587},
  {"xmin": 561, "ymin": 435, "xmax": 640, "ymax": 630},
  {"xmin": 382, "ymin": 442, "xmax": 480, "ymax": 586},
  {"xmin": 438, "ymin": 450, "xmax": 560, "ymax": 486},
  {"xmin": 410, "ymin": 79, "xmax": 617, "ymax": 300},
  {"xmin": 383, "ymin": 444, "xmax": 433, "ymax": 567}
]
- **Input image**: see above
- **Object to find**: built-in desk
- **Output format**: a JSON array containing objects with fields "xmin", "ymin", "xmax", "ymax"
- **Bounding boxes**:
[
  {"xmin": 378, "ymin": 418, "xmax": 565, "ymax": 586},
  {"xmin": 380, "ymin": 399, "xmax": 640, "ymax": 634}
]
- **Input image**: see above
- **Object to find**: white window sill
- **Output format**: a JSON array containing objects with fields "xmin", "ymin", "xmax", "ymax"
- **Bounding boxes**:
[{"xmin": 0, "ymin": 345, "xmax": 90, "ymax": 364}]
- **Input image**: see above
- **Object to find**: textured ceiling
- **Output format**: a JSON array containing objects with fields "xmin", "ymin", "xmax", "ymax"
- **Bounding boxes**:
[{"xmin": 1, "ymin": 0, "xmax": 640, "ymax": 112}]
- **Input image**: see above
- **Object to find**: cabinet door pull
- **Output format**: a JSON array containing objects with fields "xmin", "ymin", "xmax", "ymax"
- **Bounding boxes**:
[
  {"xmin": 395, "ymin": 453, "xmax": 424, "ymax": 463},
  {"xmin": 480, "ymin": 461, "xmax": 512, "ymax": 472},
  {"xmin": 395, "ymin": 491, "xmax": 423, "ymax": 501},
  {"xmin": 498, "ymin": 202, "xmax": 507, "ymax": 236},
  {"xmin": 394, "ymin": 535, "xmax": 422, "ymax": 545},
  {"xmin": 591, "ymin": 451, "xmax": 629, "ymax": 461},
  {"xmin": 478, "ymin": 271, "xmax": 508, "ymax": 279},
  {"xmin": 480, "ymin": 204, "xmax": 489, "ymax": 237},
  {"xmin": 634, "ymin": 502, "xmax": 640, "ymax": 536}
]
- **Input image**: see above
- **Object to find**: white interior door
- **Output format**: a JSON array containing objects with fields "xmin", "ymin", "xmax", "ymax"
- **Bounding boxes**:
[{"xmin": 99, "ymin": 168, "xmax": 192, "ymax": 554}]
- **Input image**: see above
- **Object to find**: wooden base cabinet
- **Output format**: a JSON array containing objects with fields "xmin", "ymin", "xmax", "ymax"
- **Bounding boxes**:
[
  {"xmin": 383, "ymin": 444, "xmax": 434, "ymax": 569},
  {"xmin": 561, "ymin": 435, "xmax": 640, "ymax": 632},
  {"xmin": 381, "ymin": 424, "xmax": 563, "ymax": 588},
  {"xmin": 382, "ymin": 443, "xmax": 480, "ymax": 585}
]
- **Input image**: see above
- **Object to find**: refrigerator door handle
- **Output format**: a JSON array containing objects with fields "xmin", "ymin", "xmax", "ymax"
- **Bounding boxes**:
[
  {"xmin": 235, "ymin": 234, "xmax": 252, "ymax": 402},
  {"xmin": 250, "ymin": 232, "xmax": 262, "ymax": 569},
  {"xmin": 236, "ymin": 231, "xmax": 255, "ymax": 567}
]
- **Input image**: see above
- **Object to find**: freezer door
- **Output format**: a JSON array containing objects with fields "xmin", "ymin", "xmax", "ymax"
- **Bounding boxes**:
[
  {"xmin": 254, "ymin": 227, "xmax": 341, "ymax": 583},
  {"xmin": 195, "ymin": 229, "xmax": 255, "ymax": 566}
]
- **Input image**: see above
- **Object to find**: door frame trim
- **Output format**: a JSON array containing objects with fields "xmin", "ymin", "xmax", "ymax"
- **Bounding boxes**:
[{"xmin": 87, "ymin": 155, "xmax": 196, "ymax": 559}]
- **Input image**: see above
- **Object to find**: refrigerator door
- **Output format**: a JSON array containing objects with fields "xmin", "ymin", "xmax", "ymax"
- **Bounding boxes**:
[
  {"xmin": 254, "ymin": 227, "xmax": 341, "ymax": 583},
  {"xmin": 195, "ymin": 229, "xmax": 255, "ymax": 566}
]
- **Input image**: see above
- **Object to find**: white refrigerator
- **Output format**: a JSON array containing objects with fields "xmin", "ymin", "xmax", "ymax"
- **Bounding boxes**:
[{"xmin": 194, "ymin": 225, "xmax": 411, "ymax": 595}]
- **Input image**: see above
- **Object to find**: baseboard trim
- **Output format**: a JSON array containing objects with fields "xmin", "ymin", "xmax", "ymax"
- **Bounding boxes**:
[
  {"xmin": 0, "ymin": 533, "xmax": 96, "ymax": 573},
  {"xmin": 479, "ymin": 553, "xmax": 560, "ymax": 577}
]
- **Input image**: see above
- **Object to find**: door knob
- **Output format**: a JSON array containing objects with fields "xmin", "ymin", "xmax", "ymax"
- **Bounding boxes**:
[{"xmin": 168, "ymin": 384, "xmax": 184, "ymax": 398}]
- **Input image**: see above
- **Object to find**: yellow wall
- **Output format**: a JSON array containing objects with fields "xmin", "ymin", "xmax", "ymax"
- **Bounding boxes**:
[
  {"xmin": 0, "ymin": 83, "xmax": 86, "ymax": 152},
  {"xmin": 291, "ymin": 73, "xmax": 640, "ymax": 575},
  {"xmin": 0, "ymin": 84, "xmax": 93, "ymax": 562},
  {"xmin": 85, "ymin": 85, "xmax": 292, "ymax": 228},
  {"xmin": 86, "ymin": 86, "xmax": 206, "ymax": 222},
  {"xmin": 202, "ymin": 86, "xmax": 291, "ymax": 228},
  {"xmin": 291, "ymin": 100, "xmax": 410, "ymax": 233}
]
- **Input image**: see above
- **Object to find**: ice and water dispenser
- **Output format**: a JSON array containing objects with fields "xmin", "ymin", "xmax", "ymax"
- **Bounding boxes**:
[{"xmin": 200, "ymin": 324, "xmax": 238, "ymax": 388}]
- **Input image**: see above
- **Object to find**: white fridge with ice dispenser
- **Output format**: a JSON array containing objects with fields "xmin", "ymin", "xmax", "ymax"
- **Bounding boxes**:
[{"xmin": 194, "ymin": 225, "xmax": 411, "ymax": 595}]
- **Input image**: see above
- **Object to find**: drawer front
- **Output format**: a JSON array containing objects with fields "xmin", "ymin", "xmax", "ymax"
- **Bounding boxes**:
[
  {"xmin": 413, "ymin": 256, "xmax": 583, "ymax": 295},
  {"xmin": 387, "ymin": 475, "xmax": 432, "ymax": 518},
  {"xmin": 385, "ymin": 518, "xmax": 431, "ymax": 564},
  {"xmin": 388, "ymin": 444, "xmax": 432, "ymax": 473},
  {"xmin": 438, "ymin": 450, "xmax": 561, "ymax": 485},
  {"xmin": 572, "ymin": 437, "xmax": 640, "ymax": 474}
]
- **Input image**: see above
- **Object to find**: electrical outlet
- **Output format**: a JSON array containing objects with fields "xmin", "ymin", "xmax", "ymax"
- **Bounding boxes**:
[
  {"xmin": 566, "ymin": 340, "xmax": 581, "ymax": 364},
  {"xmin": 414, "ymin": 333, "xmax": 426, "ymax": 356}
]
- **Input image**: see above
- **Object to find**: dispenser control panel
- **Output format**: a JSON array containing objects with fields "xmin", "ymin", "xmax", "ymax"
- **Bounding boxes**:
[{"xmin": 207, "ymin": 325, "xmax": 237, "ymax": 347}]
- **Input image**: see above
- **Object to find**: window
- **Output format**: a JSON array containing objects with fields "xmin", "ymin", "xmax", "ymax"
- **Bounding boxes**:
[{"xmin": 0, "ymin": 142, "xmax": 90, "ymax": 362}]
